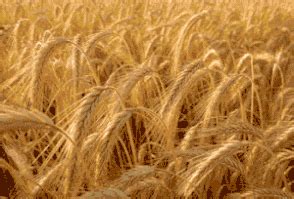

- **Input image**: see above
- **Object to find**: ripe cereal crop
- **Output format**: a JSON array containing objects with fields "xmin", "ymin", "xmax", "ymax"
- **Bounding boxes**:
[{"xmin": 0, "ymin": 0, "xmax": 293, "ymax": 198}]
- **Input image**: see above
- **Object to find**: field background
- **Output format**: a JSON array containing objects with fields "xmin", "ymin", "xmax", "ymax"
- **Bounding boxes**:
[{"xmin": 0, "ymin": 0, "xmax": 293, "ymax": 198}]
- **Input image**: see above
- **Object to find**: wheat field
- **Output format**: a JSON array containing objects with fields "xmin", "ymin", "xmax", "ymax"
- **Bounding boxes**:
[{"xmin": 0, "ymin": 0, "xmax": 293, "ymax": 198}]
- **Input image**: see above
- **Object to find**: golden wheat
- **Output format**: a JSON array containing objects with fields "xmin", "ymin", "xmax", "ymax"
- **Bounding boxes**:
[{"xmin": 0, "ymin": 0, "xmax": 293, "ymax": 198}]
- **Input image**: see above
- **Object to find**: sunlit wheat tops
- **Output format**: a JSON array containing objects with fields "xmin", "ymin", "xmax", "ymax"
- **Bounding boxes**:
[{"xmin": 0, "ymin": 0, "xmax": 293, "ymax": 198}]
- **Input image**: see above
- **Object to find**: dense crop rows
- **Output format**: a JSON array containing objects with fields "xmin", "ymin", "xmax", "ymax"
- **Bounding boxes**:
[{"xmin": 0, "ymin": 0, "xmax": 293, "ymax": 198}]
